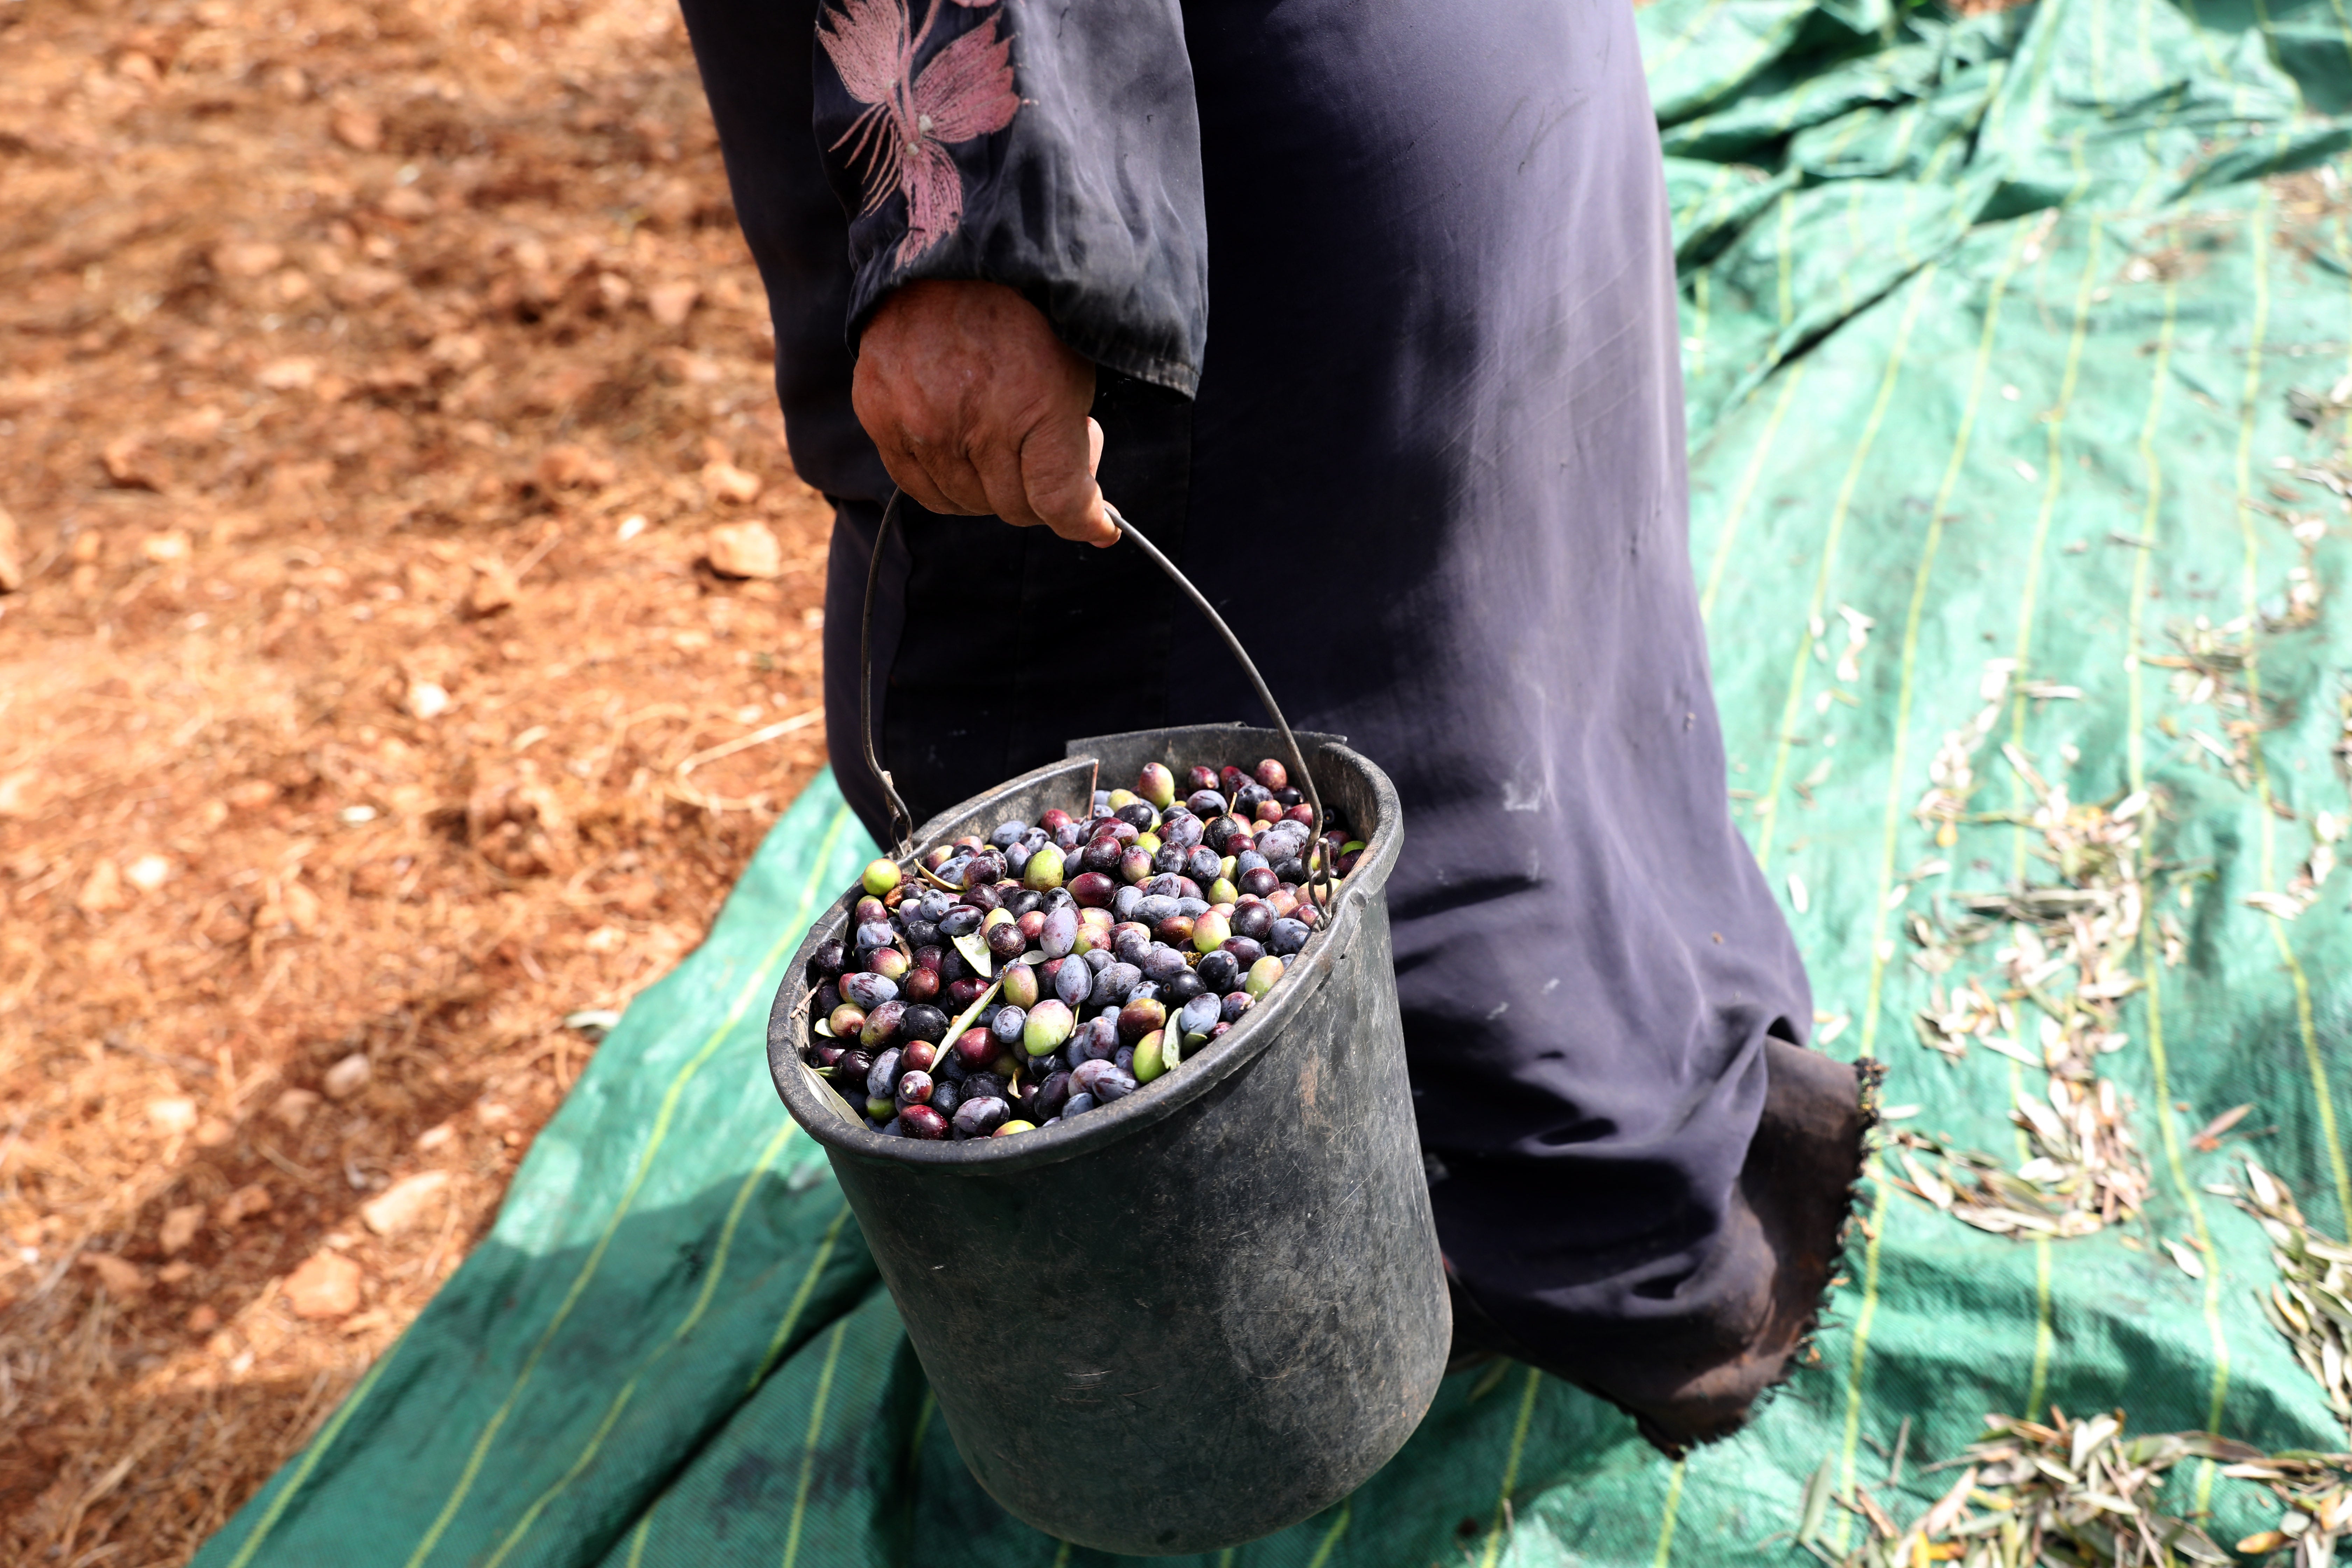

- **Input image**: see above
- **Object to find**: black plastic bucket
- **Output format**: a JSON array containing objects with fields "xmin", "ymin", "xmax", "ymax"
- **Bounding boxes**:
[{"xmin": 765, "ymin": 722, "xmax": 1448, "ymax": 1555}]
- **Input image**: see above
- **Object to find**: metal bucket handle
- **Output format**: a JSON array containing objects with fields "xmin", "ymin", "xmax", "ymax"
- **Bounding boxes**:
[{"xmin": 858, "ymin": 489, "xmax": 1333, "ymax": 901}]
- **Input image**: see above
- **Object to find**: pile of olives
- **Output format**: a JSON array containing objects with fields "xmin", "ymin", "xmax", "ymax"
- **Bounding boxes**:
[{"xmin": 799, "ymin": 758, "xmax": 1368, "ymax": 1140}]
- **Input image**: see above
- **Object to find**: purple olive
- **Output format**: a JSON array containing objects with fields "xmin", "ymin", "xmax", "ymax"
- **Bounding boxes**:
[
  {"xmin": 861, "ymin": 1000, "xmax": 906, "ymax": 1049},
  {"xmin": 1070, "ymin": 872, "xmax": 1116, "ymax": 909},
  {"xmin": 1267, "ymin": 917, "xmax": 1311, "ymax": 955},
  {"xmin": 985, "ymin": 919, "xmax": 1027, "ymax": 960},
  {"xmin": 1176, "ymin": 992, "xmax": 1222, "ymax": 1041},
  {"xmin": 946, "ymin": 975, "xmax": 989, "ymax": 1010},
  {"xmin": 808, "ymin": 938, "xmax": 847, "ymax": 978},
  {"xmin": 900, "ymin": 1003, "xmax": 950, "ymax": 1044},
  {"xmin": 866, "ymin": 1047, "xmax": 903, "ymax": 1099},
  {"xmin": 990, "ymin": 1005, "xmax": 1027, "ymax": 1048},
  {"xmin": 1054, "ymin": 956, "xmax": 1093, "ymax": 1008},
  {"xmin": 1186, "ymin": 789, "xmax": 1227, "ymax": 817},
  {"xmin": 1142, "ymin": 944, "xmax": 1190, "ymax": 985},
  {"xmin": 895, "ymin": 1069, "xmax": 934, "ymax": 1108},
  {"xmin": 1195, "ymin": 950, "xmax": 1240, "ymax": 993},
  {"xmin": 901, "ymin": 1104, "xmax": 948, "ymax": 1139},
  {"xmin": 1090, "ymin": 962, "xmax": 1142, "ymax": 1009},
  {"xmin": 954, "ymin": 1096, "xmax": 1010, "ymax": 1138},
  {"xmin": 1220, "ymin": 991, "xmax": 1254, "ymax": 1024},
  {"xmin": 1231, "ymin": 902, "xmax": 1274, "ymax": 941},
  {"xmin": 1219, "ymin": 935, "xmax": 1265, "ymax": 967}
]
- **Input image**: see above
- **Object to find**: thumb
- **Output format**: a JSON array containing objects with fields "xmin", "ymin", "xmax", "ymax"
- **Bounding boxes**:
[{"xmin": 1022, "ymin": 414, "xmax": 1115, "ymax": 548}]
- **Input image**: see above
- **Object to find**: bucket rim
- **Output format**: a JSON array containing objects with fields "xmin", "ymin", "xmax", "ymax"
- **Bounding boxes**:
[{"xmin": 766, "ymin": 731, "xmax": 1402, "ymax": 1176}]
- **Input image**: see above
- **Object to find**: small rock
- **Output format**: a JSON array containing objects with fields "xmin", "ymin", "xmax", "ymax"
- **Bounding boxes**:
[
  {"xmin": 76, "ymin": 858, "xmax": 126, "ymax": 913},
  {"xmin": 212, "ymin": 240, "xmax": 286, "ymax": 279},
  {"xmin": 380, "ymin": 185, "xmax": 435, "ymax": 220},
  {"xmin": 330, "ymin": 104, "xmax": 383, "ymax": 152},
  {"xmin": 194, "ymin": 1117, "xmax": 234, "ymax": 1148},
  {"xmin": 187, "ymin": 1304, "xmax": 221, "ymax": 1334},
  {"xmin": 705, "ymin": 520, "xmax": 781, "ymax": 579},
  {"xmin": 700, "ymin": 460, "xmax": 764, "ymax": 506},
  {"xmin": 360, "ymin": 1170, "xmax": 451, "ymax": 1237},
  {"xmin": 322, "ymin": 1051, "xmax": 371, "ymax": 1099},
  {"xmin": 257, "ymin": 357, "xmax": 318, "ymax": 391},
  {"xmin": 0, "ymin": 769, "xmax": 41, "ymax": 816},
  {"xmin": 414, "ymin": 1121, "xmax": 456, "ymax": 1152},
  {"xmin": 147, "ymin": 1097, "xmax": 200, "ymax": 1135},
  {"xmin": 157, "ymin": 1260, "xmax": 195, "ymax": 1285},
  {"xmin": 537, "ymin": 444, "xmax": 616, "ymax": 491},
  {"xmin": 140, "ymin": 530, "xmax": 191, "ymax": 565},
  {"xmin": 468, "ymin": 560, "xmax": 517, "ymax": 617},
  {"xmin": 126, "ymin": 853, "xmax": 172, "ymax": 891},
  {"xmin": 283, "ymin": 1251, "xmax": 363, "ymax": 1319},
  {"xmin": 0, "ymin": 502, "xmax": 22, "ymax": 594},
  {"xmin": 408, "ymin": 681, "xmax": 452, "ymax": 720},
  {"xmin": 82, "ymin": 1252, "xmax": 152, "ymax": 1298},
  {"xmin": 100, "ymin": 436, "xmax": 164, "ymax": 490},
  {"xmin": 159, "ymin": 1203, "xmax": 205, "ymax": 1255},
  {"xmin": 218, "ymin": 1183, "xmax": 273, "ymax": 1225},
  {"xmin": 271, "ymin": 1087, "xmax": 321, "ymax": 1128},
  {"xmin": 646, "ymin": 280, "xmax": 700, "ymax": 327}
]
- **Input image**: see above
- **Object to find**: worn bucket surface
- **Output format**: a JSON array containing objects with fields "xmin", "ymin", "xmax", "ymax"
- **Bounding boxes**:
[{"xmin": 766, "ymin": 724, "xmax": 1448, "ymax": 1556}]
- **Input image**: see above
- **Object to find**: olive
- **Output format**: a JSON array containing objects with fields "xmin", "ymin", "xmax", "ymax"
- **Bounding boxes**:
[
  {"xmin": 1234, "ymin": 783, "xmax": 1273, "ymax": 814},
  {"xmin": 1090, "ymin": 962, "xmax": 1142, "ymax": 1009},
  {"xmin": 1120, "ymin": 846, "xmax": 1155, "ymax": 884},
  {"xmin": 1182, "ymin": 765, "xmax": 1218, "ymax": 793},
  {"xmin": 811, "ymin": 1042, "xmax": 845, "ymax": 1068},
  {"xmin": 1112, "ymin": 923, "xmax": 1153, "ymax": 965},
  {"xmin": 1138, "ymin": 763, "xmax": 1177, "ymax": 810},
  {"xmin": 1081, "ymin": 836, "xmax": 1123, "ymax": 876},
  {"xmin": 1220, "ymin": 991, "xmax": 1254, "ymax": 1024},
  {"xmin": 1284, "ymin": 800, "xmax": 1314, "ymax": 822},
  {"xmin": 1254, "ymin": 800, "xmax": 1287, "ymax": 824},
  {"xmin": 1206, "ymin": 877, "xmax": 1239, "ymax": 905},
  {"xmin": 1152, "ymin": 841, "xmax": 1188, "ymax": 877},
  {"xmin": 861, "ymin": 859, "xmax": 901, "ymax": 896},
  {"xmin": 961, "ymin": 848, "xmax": 1006, "ymax": 888},
  {"xmin": 990, "ymin": 1006, "xmax": 1027, "ymax": 1048},
  {"xmin": 861, "ymin": 1001, "xmax": 906, "ymax": 1049},
  {"xmin": 1186, "ymin": 789, "xmax": 1227, "ymax": 817},
  {"xmin": 1031, "ymin": 1071, "xmax": 1072, "ymax": 1120},
  {"xmin": 866, "ymin": 1047, "xmax": 903, "ymax": 1099},
  {"xmin": 1181, "ymin": 845, "xmax": 1220, "ymax": 885},
  {"xmin": 1039, "ymin": 905, "xmax": 1079, "ymax": 959},
  {"xmin": 895, "ymin": 1069, "xmax": 934, "ymax": 1108},
  {"xmin": 1239, "ymin": 866, "xmax": 1279, "ymax": 898},
  {"xmin": 1219, "ymin": 765, "xmax": 1250, "ymax": 798},
  {"xmin": 1176, "ymin": 992, "xmax": 1222, "ymax": 1042},
  {"xmin": 1191, "ymin": 909, "xmax": 1231, "ymax": 954},
  {"xmin": 828, "ymin": 1002, "xmax": 867, "ymax": 1038},
  {"xmin": 867, "ymin": 1096, "xmax": 897, "ymax": 1121},
  {"xmin": 1070, "ymin": 872, "xmax": 1116, "ymax": 908},
  {"xmin": 1161, "ymin": 968, "xmax": 1206, "ymax": 1005},
  {"xmin": 854, "ymin": 920, "xmax": 896, "ymax": 952},
  {"xmin": 954, "ymin": 1096, "xmax": 1010, "ymax": 1138},
  {"xmin": 870, "ymin": 947, "xmax": 912, "ymax": 983},
  {"xmin": 993, "ymin": 1119, "xmax": 1037, "ymax": 1136},
  {"xmin": 954, "ymin": 1028, "xmax": 996, "ymax": 1070},
  {"xmin": 1075, "ymin": 1059, "xmax": 1139, "ymax": 1103},
  {"xmin": 963, "ymin": 1071, "xmax": 1007, "ymax": 1103},
  {"xmin": 930, "ymin": 1078, "xmax": 961, "ymax": 1120},
  {"xmin": 897, "ymin": 1039, "xmax": 938, "ymax": 1076},
  {"xmin": 1040, "ymin": 807, "xmax": 1074, "ymax": 835},
  {"xmin": 1119, "ymin": 996, "xmax": 1166, "ymax": 1042},
  {"xmin": 1195, "ymin": 950, "xmax": 1240, "ymax": 993},
  {"xmin": 1001, "ymin": 963, "xmax": 1041, "ymax": 1009},
  {"xmin": 1161, "ymin": 813, "xmax": 1204, "ymax": 850},
  {"xmin": 1268, "ymin": 917, "xmax": 1311, "ymax": 955},
  {"xmin": 1021, "ymin": 843, "xmax": 1065, "ymax": 890},
  {"xmin": 937, "ymin": 905, "xmax": 983, "ymax": 938},
  {"xmin": 901, "ymin": 1104, "xmax": 948, "ymax": 1139},
  {"xmin": 808, "ymin": 938, "xmax": 847, "ymax": 978},
  {"xmin": 1133, "ymin": 1031, "xmax": 1168, "ymax": 1083},
  {"xmin": 841, "ymin": 972, "xmax": 898, "ymax": 1010},
  {"xmin": 1060, "ymin": 1092, "xmax": 1098, "ymax": 1119},
  {"xmin": 946, "ymin": 975, "xmax": 989, "ymax": 1009},
  {"xmin": 1255, "ymin": 758, "xmax": 1289, "ymax": 791},
  {"xmin": 1220, "ymin": 935, "xmax": 1266, "ymax": 968},
  {"xmin": 985, "ymin": 920, "xmax": 1027, "ymax": 960},
  {"xmin": 1154, "ymin": 913, "xmax": 1195, "ymax": 947},
  {"xmin": 901, "ymin": 1003, "xmax": 950, "ymax": 1044},
  {"xmin": 1024, "ymin": 999, "xmax": 1074, "ymax": 1056},
  {"xmin": 964, "ymin": 881, "xmax": 1003, "ymax": 912},
  {"xmin": 991, "ymin": 819, "xmax": 1028, "ymax": 849}
]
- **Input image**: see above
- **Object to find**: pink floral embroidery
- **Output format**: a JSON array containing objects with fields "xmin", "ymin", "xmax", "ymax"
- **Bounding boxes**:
[{"xmin": 818, "ymin": 0, "xmax": 1021, "ymax": 266}]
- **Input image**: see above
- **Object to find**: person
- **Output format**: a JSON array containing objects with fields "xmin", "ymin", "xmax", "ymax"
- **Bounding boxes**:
[{"xmin": 674, "ymin": 0, "xmax": 1871, "ymax": 1453}]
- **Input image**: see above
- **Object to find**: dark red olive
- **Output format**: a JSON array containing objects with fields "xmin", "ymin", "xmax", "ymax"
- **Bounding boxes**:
[
  {"xmin": 1070, "ymin": 871, "xmax": 1117, "ymax": 908},
  {"xmin": 900, "ymin": 1104, "xmax": 948, "ymax": 1139},
  {"xmin": 1255, "ymin": 758, "xmax": 1289, "ymax": 791}
]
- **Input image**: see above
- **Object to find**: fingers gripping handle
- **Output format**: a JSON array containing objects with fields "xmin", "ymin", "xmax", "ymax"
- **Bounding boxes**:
[{"xmin": 859, "ymin": 491, "xmax": 1334, "ymax": 901}]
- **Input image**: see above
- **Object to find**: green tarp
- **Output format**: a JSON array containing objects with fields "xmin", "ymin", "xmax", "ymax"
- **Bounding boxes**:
[{"xmin": 198, "ymin": 0, "xmax": 2352, "ymax": 1560}]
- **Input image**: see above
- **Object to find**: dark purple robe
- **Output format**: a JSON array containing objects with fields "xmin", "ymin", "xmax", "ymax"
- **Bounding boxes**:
[{"xmin": 678, "ymin": 0, "xmax": 1813, "ymax": 1373}]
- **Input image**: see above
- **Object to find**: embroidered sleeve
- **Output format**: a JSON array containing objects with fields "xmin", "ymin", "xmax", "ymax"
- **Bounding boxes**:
[{"xmin": 812, "ymin": 0, "xmax": 1208, "ymax": 396}]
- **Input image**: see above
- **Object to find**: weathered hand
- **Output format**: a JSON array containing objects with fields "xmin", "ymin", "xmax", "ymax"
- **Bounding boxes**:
[{"xmin": 852, "ymin": 279, "xmax": 1113, "ymax": 547}]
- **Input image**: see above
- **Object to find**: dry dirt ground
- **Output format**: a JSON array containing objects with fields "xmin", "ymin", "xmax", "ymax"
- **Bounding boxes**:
[{"xmin": 0, "ymin": 0, "xmax": 840, "ymax": 1559}]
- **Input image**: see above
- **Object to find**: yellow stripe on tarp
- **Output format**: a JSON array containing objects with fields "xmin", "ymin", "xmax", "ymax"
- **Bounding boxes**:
[
  {"xmin": 1699, "ymin": 361, "xmax": 1811, "ymax": 624},
  {"xmin": 479, "ymin": 1119, "xmax": 803, "ymax": 1568},
  {"xmin": 219, "ymin": 1340, "xmax": 406, "ymax": 1568},
  {"xmin": 2121, "ymin": 233, "xmax": 2234, "ymax": 1494},
  {"xmin": 751, "ymin": 1204, "xmax": 857, "ymax": 1389},
  {"xmin": 1304, "ymin": 1504, "xmax": 1353, "ymax": 1568},
  {"xmin": 2228, "ymin": 197, "xmax": 2352, "ymax": 1229},
  {"xmin": 1649, "ymin": 1460, "xmax": 1686, "ymax": 1565},
  {"xmin": 1476, "ymin": 1368, "xmax": 1545, "ymax": 1568},
  {"xmin": 779, "ymin": 1320, "xmax": 852, "ymax": 1568},
  {"xmin": 1856, "ymin": 226, "xmax": 2030, "ymax": 1061},
  {"xmin": 1753, "ymin": 266, "xmax": 1939, "ymax": 871},
  {"xmin": 396, "ymin": 803, "xmax": 857, "ymax": 1568}
]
